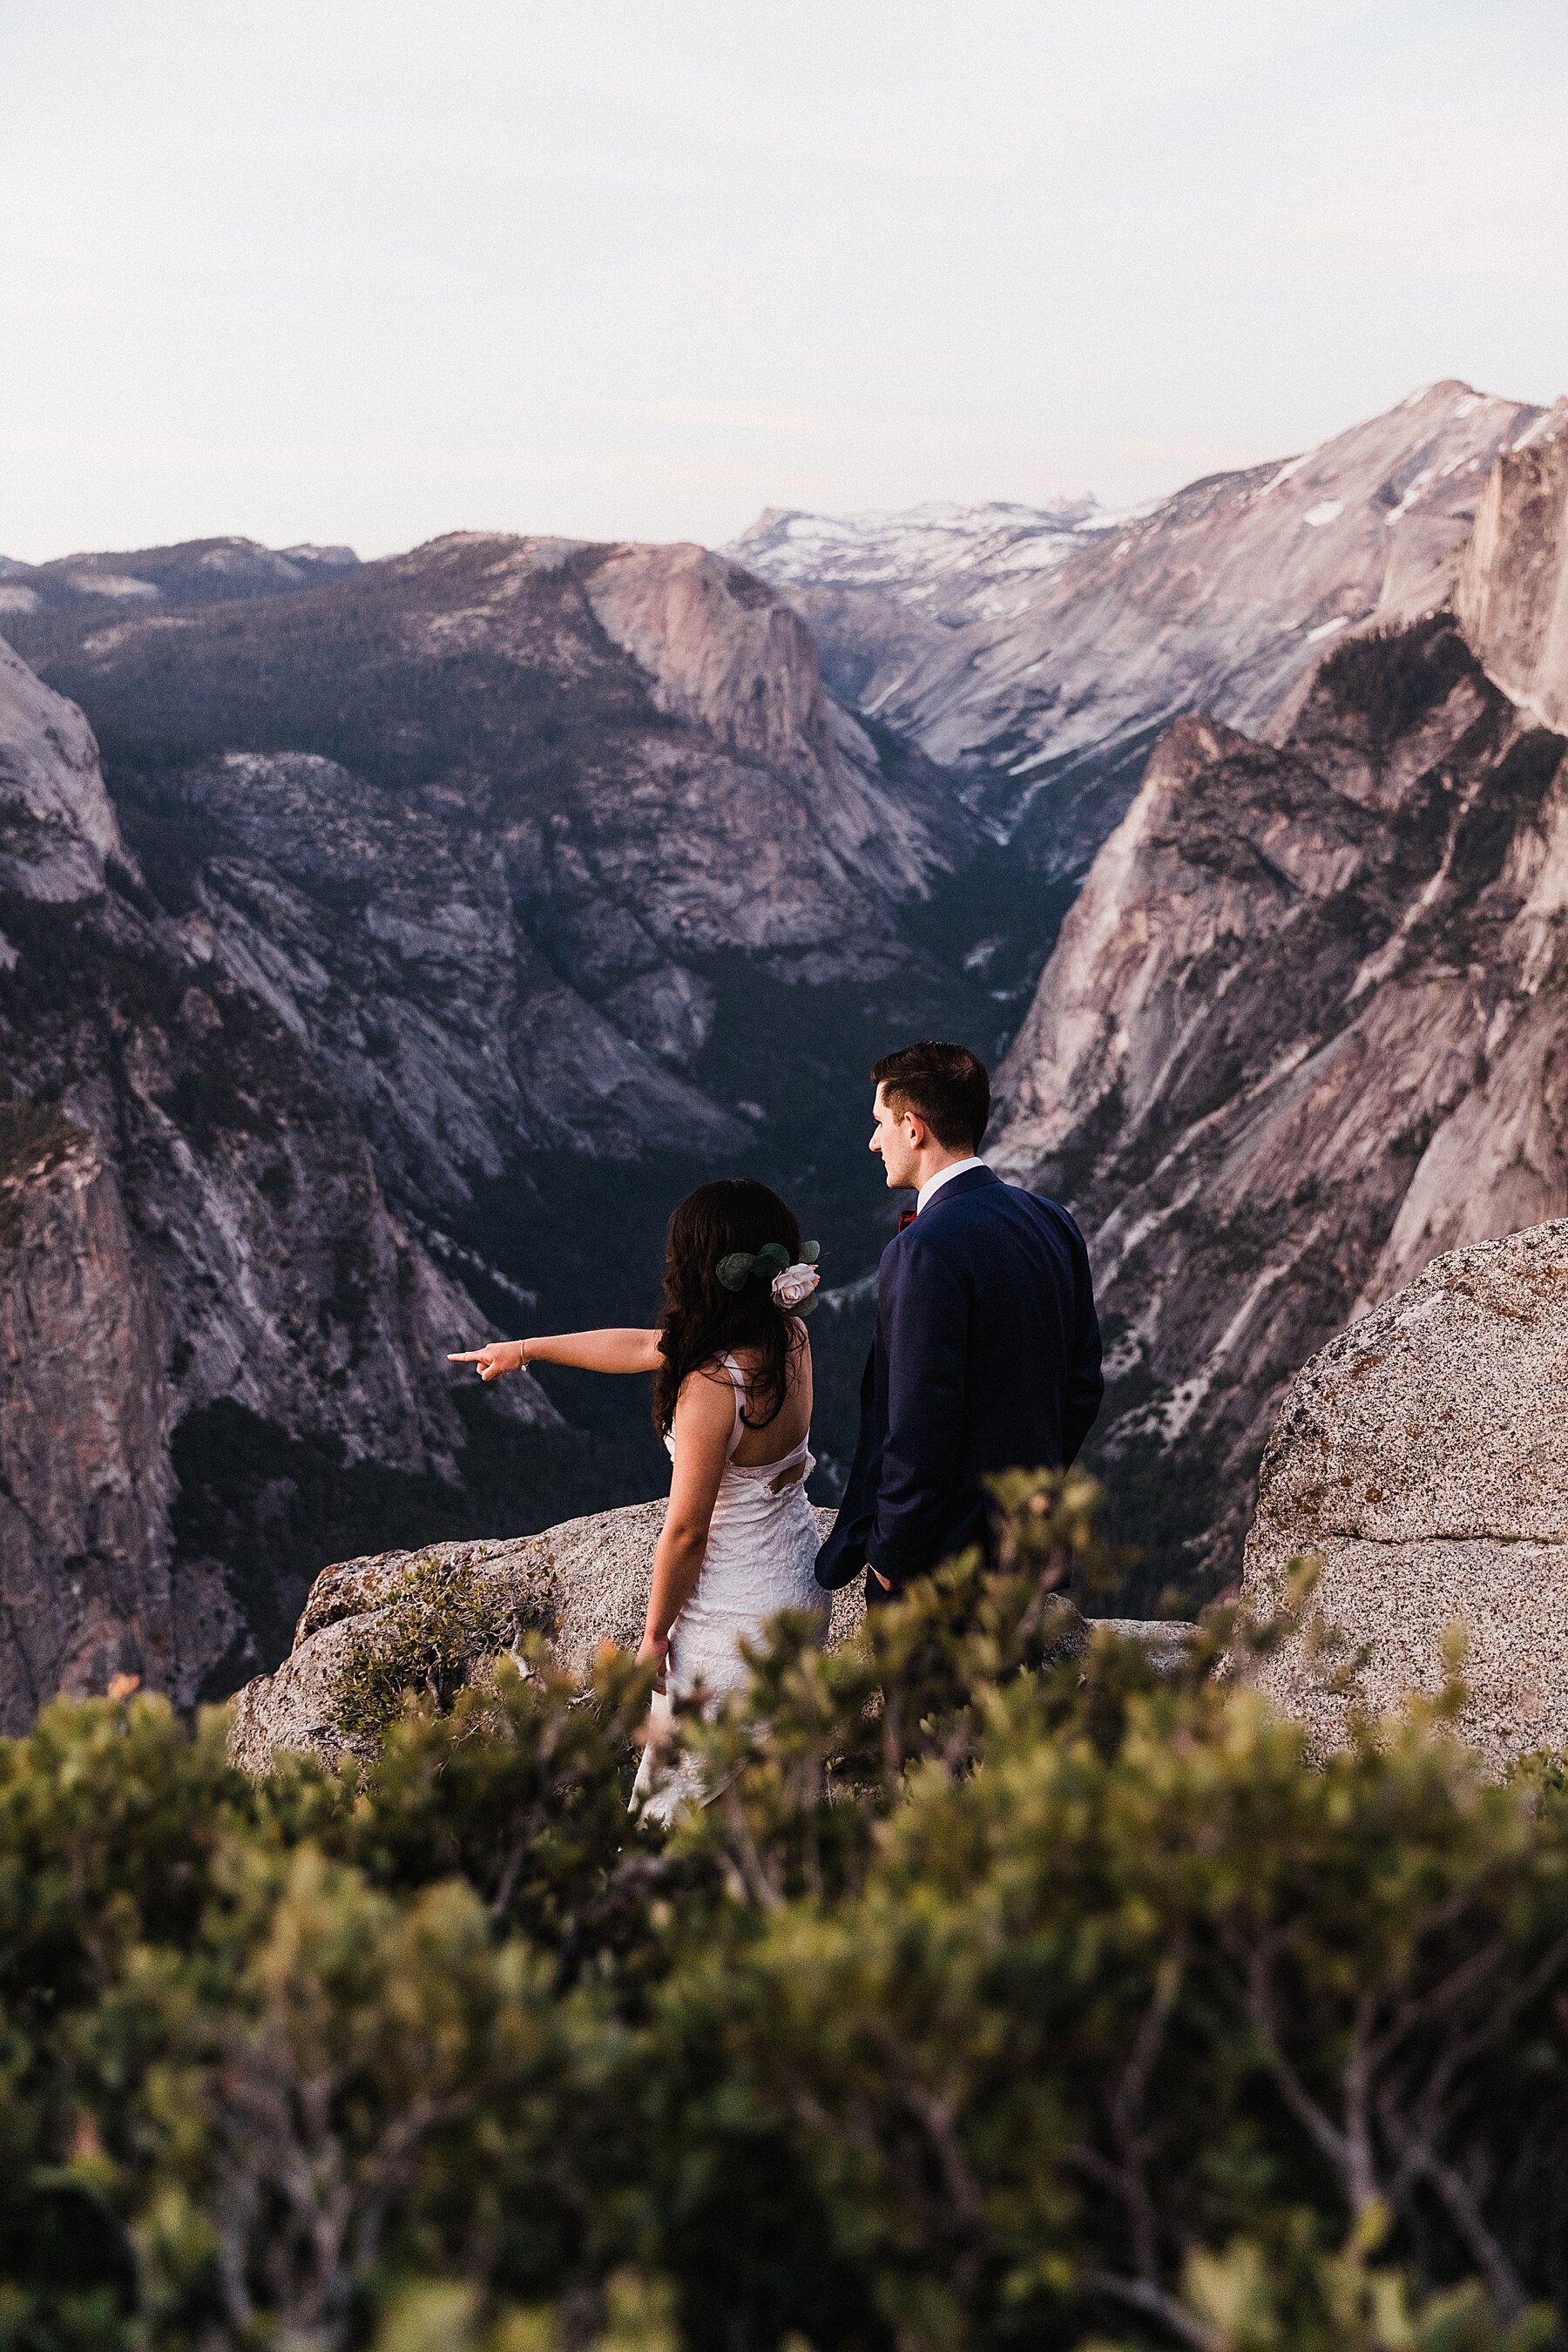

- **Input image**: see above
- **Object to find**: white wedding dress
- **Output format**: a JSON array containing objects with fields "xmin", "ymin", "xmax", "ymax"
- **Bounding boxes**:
[{"xmin": 632, "ymin": 1351, "xmax": 828, "ymax": 1824}]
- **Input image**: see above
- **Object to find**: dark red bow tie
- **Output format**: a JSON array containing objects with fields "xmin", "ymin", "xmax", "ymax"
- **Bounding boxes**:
[{"xmin": 897, "ymin": 1208, "xmax": 917, "ymax": 1233}]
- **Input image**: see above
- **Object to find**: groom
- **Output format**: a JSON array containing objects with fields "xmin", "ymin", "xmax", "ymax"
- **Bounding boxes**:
[{"xmin": 815, "ymin": 1039, "xmax": 1104, "ymax": 1601}]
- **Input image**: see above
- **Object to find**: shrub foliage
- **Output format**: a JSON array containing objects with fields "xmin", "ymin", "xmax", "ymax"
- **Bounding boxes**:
[
  {"xmin": 334, "ymin": 1548, "xmax": 556, "ymax": 1740},
  {"xmin": 1, "ymin": 1476, "xmax": 1565, "ymax": 2352}
]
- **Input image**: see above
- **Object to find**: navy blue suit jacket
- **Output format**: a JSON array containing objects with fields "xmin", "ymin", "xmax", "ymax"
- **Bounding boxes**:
[{"xmin": 814, "ymin": 1166, "xmax": 1104, "ymax": 1593}]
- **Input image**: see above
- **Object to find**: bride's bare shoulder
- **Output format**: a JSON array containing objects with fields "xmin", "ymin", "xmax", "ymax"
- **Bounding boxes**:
[
  {"xmin": 681, "ymin": 1356, "xmax": 748, "ymax": 1409},
  {"xmin": 672, "ymin": 1362, "xmax": 741, "ymax": 1426}
]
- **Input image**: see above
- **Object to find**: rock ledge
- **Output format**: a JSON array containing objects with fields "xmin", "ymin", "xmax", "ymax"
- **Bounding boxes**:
[
  {"xmin": 228, "ymin": 1501, "xmax": 1198, "ymax": 1774},
  {"xmin": 1242, "ymin": 1218, "xmax": 1568, "ymax": 1768}
]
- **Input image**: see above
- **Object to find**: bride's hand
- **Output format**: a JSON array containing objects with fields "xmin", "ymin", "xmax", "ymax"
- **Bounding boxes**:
[
  {"xmin": 448, "ymin": 1339, "xmax": 528, "ymax": 1381},
  {"xmin": 636, "ymin": 1629, "xmax": 670, "ymax": 1693}
]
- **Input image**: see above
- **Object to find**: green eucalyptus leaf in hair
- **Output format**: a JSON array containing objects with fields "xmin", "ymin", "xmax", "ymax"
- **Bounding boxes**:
[
  {"xmin": 716, "ymin": 1252, "xmax": 755, "ymax": 1292},
  {"xmin": 753, "ymin": 1240, "xmax": 790, "ymax": 1281},
  {"xmin": 801, "ymin": 1240, "xmax": 821, "ymax": 1265}
]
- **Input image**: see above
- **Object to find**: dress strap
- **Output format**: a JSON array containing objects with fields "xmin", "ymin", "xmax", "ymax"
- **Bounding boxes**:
[{"xmin": 717, "ymin": 1352, "xmax": 748, "ymax": 1457}]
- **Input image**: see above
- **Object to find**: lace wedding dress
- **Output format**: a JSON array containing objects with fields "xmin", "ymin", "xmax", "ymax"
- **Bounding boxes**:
[{"xmin": 632, "ymin": 1351, "xmax": 828, "ymax": 1824}]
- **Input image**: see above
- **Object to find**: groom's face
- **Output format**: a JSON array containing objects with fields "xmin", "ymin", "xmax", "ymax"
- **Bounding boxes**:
[{"xmin": 869, "ymin": 1084, "xmax": 923, "ymax": 1190}]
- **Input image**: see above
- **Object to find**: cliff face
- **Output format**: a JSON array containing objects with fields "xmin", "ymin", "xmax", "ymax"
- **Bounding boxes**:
[
  {"xmin": 0, "ymin": 648, "xmax": 558, "ymax": 1726},
  {"xmin": 1456, "ymin": 403, "xmax": 1568, "ymax": 733},
  {"xmin": 582, "ymin": 540, "xmax": 935, "ymax": 896},
  {"xmin": 735, "ymin": 383, "xmax": 1544, "ymax": 875},
  {"xmin": 990, "ymin": 618, "xmax": 1568, "ymax": 1603},
  {"xmin": 0, "ymin": 634, "xmax": 123, "ymax": 901},
  {"xmin": 23, "ymin": 392, "xmax": 1565, "ymax": 1697},
  {"xmin": 0, "ymin": 1109, "xmax": 178, "ymax": 1720}
]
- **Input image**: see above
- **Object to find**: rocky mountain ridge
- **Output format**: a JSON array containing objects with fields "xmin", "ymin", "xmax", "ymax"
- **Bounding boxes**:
[
  {"xmin": 734, "ymin": 382, "xmax": 1544, "ymax": 875},
  {"xmin": 6, "ymin": 532, "xmax": 990, "ymax": 1210},
  {"xmin": 728, "ymin": 497, "xmax": 1112, "ymax": 711},
  {"xmin": 0, "ymin": 535, "xmax": 358, "ymax": 620},
  {"xmin": 991, "ymin": 404, "xmax": 1568, "ymax": 1604}
]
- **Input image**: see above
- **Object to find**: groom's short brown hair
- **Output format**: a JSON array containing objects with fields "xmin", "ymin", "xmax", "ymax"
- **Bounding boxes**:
[{"xmin": 872, "ymin": 1040, "xmax": 990, "ymax": 1152}]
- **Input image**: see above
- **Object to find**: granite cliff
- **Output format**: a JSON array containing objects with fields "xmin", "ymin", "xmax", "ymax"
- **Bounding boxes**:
[
  {"xmin": 0, "ymin": 636, "xmax": 562, "ymax": 1724},
  {"xmin": 991, "ymin": 407, "xmax": 1568, "ymax": 1605},
  {"xmin": 1456, "ymin": 400, "xmax": 1568, "ymax": 734}
]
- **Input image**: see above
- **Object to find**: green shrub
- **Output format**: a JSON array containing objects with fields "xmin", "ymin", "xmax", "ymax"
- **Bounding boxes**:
[
  {"xmin": 0, "ymin": 1477, "xmax": 1565, "ymax": 2352},
  {"xmin": 334, "ymin": 1548, "xmax": 557, "ymax": 1740}
]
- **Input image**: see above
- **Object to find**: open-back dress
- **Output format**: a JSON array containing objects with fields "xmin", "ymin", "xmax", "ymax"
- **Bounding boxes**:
[{"xmin": 632, "ymin": 1350, "xmax": 828, "ymax": 1823}]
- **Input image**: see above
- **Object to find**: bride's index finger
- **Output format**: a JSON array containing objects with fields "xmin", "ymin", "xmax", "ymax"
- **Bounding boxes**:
[{"xmin": 448, "ymin": 1349, "xmax": 485, "ymax": 1362}]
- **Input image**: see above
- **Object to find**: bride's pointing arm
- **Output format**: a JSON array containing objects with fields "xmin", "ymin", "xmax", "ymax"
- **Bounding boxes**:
[{"xmin": 448, "ymin": 1328, "xmax": 661, "ymax": 1380}]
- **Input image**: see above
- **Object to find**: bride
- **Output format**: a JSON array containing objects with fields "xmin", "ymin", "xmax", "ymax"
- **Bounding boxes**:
[{"xmin": 449, "ymin": 1179, "xmax": 828, "ymax": 1818}]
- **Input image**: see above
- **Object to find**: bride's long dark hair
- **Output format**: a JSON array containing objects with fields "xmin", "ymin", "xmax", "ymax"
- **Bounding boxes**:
[{"xmin": 652, "ymin": 1179, "xmax": 805, "ymax": 1436}]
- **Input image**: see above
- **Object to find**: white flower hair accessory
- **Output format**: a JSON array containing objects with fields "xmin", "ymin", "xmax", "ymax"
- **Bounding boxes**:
[
  {"xmin": 714, "ymin": 1237, "xmax": 821, "ymax": 1314},
  {"xmin": 771, "ymin": 1260, "xmax": 821, "ymax": 1313}
]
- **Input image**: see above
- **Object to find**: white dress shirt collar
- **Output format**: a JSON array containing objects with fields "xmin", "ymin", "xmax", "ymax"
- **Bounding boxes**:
[{"xmin": 916, "ymin": 1156, "xmax": 987, "ymax": 1214}]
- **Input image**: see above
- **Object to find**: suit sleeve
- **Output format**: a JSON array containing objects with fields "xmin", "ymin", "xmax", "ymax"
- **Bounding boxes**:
[
  {"xmin": 865, "ymin": 1240, "xmax": 969, "ymax": 1586},
  {"xmin": 1061, "ymin": 1220, "xmax": 1105, "ymax": 1467}
]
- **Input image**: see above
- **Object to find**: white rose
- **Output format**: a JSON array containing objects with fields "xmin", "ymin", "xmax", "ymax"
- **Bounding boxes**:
[{"xmin": 771, "ymin": 1262, "xmax": 821, "ymax": 1312}]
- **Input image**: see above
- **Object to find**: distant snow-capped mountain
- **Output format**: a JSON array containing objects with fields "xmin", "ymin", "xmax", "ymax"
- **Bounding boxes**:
[
  {"xmin": 732, "ymin": 382, "xmax": 1546, "ymax": 874},
  {"xmin": 733, "ymin": 497, "xmax": 1114, "ymax": 624}
]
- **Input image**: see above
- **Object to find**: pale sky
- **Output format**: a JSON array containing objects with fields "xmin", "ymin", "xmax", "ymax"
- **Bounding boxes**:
[{"xmin": 3, "ymin": 0, "xmax": 1565, "ymax": 563}]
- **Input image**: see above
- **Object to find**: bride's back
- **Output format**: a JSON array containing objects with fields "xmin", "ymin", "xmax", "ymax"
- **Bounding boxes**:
[{"xmin": 701, "ymin": 1326, "xmax": 813, "ymax": 1471}]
